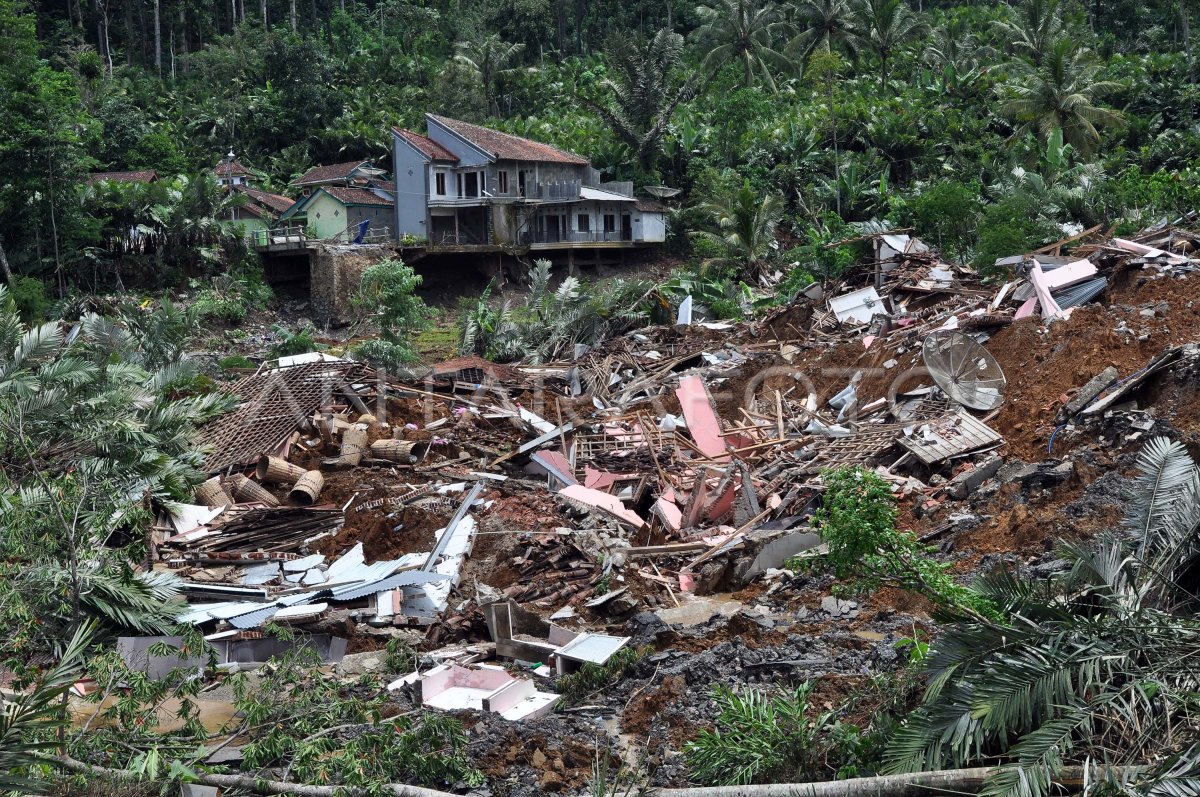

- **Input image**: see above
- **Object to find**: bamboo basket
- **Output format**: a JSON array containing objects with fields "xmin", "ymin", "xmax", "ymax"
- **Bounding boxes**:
[
  {"xmin": 194, "ymin": 477, "xmax": 234, "ymax": 508},
  {"xmin": 228, "ymin": 473, "xmax": 280, "ymax": 507},
  {"xmin": 257, "ymin": 454, "xmax": 307, "ymax": 485},
  {"xmin": 288, "ymin": 471, "xmax": 324, "ymax": 506},
  {"xmin": 337, "ymin": 426, "xmax": 369, "ymax": 466},
  {"xmin": 370, "ymin": 439, "xmax": 425, "ymax": 464}
]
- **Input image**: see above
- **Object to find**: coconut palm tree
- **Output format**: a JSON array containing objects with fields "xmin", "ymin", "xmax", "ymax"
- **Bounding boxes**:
[
  {"xmin": 887, "ymin": 436, "xmax": 1200, "ymax": 797},
  {"xmin": 692, "ymin": 180, "xmax": 784, "ymax": 275},
  {"xmin": 788, "ymin": 0, "xmax": 858, "ymax": 62},
  {"xmin": 993, "ymin": 0, "xmax": 1064, "ymax": 67},
  {"xmin": 691, "ymin": 0, "xmax": 794, "ymax": 91},
  {"xmin": 852, "ymin": 0, "xmax": 927, "ymax": 88},
  {"xmin": 999, "ymin": 39, "xmax": 1123, "ymax": 157},
  {"xmin": 453, "ymin": 34, "xmax": 526, "ymax": 117},
  {"xmin": 586, "ymin": 29, "xmax": 702, "ymax": 172}
]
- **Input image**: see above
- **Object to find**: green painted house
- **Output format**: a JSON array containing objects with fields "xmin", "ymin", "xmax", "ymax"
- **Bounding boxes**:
[{"xmin": 279, "ymin": 186, "xmax": 394, "ymax": 241}]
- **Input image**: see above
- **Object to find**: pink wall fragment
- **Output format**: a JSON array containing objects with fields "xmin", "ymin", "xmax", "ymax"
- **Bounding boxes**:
[{"xmin": 676, "ymin": 375, "xmax": 728, "ymax": 460}]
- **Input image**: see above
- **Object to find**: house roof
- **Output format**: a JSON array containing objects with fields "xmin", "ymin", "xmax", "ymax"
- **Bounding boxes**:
[
  {"xmin": 87, "ymin": 170, "xmax": 158, "ymax": 184},
  {"xmin": 238, "ymin": 186, "xmax": 296, "ymax": 214},
  {"xmin": 427, "ymin": 114, "xmax": 588, "ymax": 165},
  {"xmin": 634, "ymin": 198, "xmax": 666, "ymax": 213},
  {"xmin": 321, "ymin": 187, "xmax": 394, "ymax": 207},
  {"xmin": 294, "ymin": 160, "xmax": 372, "ymax": 186},
  {"xmin": 215, "ymin": 157, "xmax": 251, "ymax": 178},
  {"xmin": 393, "ymin": 128, "xmax": 459, "ymax": 162},
  {"xmin": 581, "ymin": 186, "xmax": 636, "ymax": 203}
]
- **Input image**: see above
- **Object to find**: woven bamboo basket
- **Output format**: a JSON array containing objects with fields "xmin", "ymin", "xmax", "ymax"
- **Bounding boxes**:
[
  {"xmin": 288, "ymin": 470, "xmax": 324, "ymax": 506},
  {"xmin": 194, "ymin": 477, "xmax": 234, "ymax": 508},
  {"xmin": 256, "ymin": 454, "xmax": 307, "ymax": 485},
  {"xmin": 370, "ymin": 439, "xmax": 425, "ymax": 464},
  {"xmin": 228, "ymin": 473, "xmax": 280, "ymax": 507}
]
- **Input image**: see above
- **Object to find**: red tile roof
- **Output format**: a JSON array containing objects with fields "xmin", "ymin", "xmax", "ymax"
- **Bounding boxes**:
[
  {"xmin": 393, "ymin": 128, "xmax": 459, "ymax": 162},
  {"xmin": 427, "ymin": 114, "xmax": 588, "ymax": 165},
  {"xmin": 215, "ymin": 158, "xmax": 251, "ymax": 178},
  {"xmin": 87, "ymin": 170, "xmax": 158, "ymax": 184},
  {"xmin": 322, "ymin": 187, "xmax": 393, "ymax": 207},
  {"xmin": 294, "ymin": 160, "xmax": 372, "ymax": 186},
  {"xmin": 238, "ymin": 186, "xmax": 296, "ymax": 214}
]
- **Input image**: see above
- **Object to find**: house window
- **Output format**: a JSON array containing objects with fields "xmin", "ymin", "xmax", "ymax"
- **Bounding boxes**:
[
  {"xmin": 497, "ymin": 171, "xmax": 509, "ymax": 194},
  {"xmin": 456, "ymin": 173, "xmax": 463, "ymax": 196},
  {"xmin": 464, "ymin": 172, "xmax": 479, "ymax": 197},
  {"xmin": 603, "ymin": 214, "xmax": 615, "ymax": 233},
  {"xmin": 435, "ymin": 172, "xmax": 446, "ymax": 195},
  {"xmin": 577, "ymin": 213, "xmax": 590, "ymax": 232}
]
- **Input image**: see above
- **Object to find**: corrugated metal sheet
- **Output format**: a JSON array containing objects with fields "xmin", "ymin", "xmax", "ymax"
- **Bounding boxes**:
[{"xmin": 329, "ymin": 571, "xmax": 449, "ymax": 602}]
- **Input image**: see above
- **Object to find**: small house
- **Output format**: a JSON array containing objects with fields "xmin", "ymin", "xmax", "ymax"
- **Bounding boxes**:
[
  {"xmin": 278, "ymin": 186, "xmax": 394, "ymax": 241},
  {"xmin": 214, "ymin": 152, "xmax": 254, "ymax": 187},
  {"xmin": 293, "ymin": 160, "xmax": 386, "ymax": 194},
  {"xmin": 229, "ymin": 187, "xmax": 297, "ymax": 245},
  {"xmin": 86, "ymin": 170, "xmax": 159, "ymax": 185}
]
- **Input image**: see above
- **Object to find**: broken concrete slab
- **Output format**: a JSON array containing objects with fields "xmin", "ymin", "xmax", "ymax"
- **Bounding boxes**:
[
  {"xmin": 947, "ymin": 455, "xmax": 1004, "ymax": 500},
  {"xmin": 1060, "ymin": 366, "xmax": 1120, "ymax": 420}
]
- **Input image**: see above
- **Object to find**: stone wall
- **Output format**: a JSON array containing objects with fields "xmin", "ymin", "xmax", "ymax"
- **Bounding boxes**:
[{"xmin": 309, "ymin": 244, "xmax": 396, "ymax": 325}]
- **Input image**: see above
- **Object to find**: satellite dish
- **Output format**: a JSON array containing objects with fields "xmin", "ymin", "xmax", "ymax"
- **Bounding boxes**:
[
  {"xmin": 922, "ymin": 330, "xmax": 1006, "ymax": 410},
  {"xmin": 644, "ymin": 185, "xmax": 681, "ymax": 199}
]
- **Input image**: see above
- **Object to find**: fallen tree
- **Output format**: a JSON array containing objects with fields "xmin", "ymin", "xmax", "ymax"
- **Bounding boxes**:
[{"xmin": 51, "ymin": 756, "xmax": 1108, "ymax": 797}]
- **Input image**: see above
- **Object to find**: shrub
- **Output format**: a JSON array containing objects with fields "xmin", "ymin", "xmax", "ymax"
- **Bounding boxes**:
[
  {"xmin": 815, "ymin": 467, "xmax": 998, "ymax": 620},
  {"xmin": 686, "ymin": 683, "xmax": 832, "ymax": 786},
  {"xmin": 351, "ymin": 258, "xmax": 432, "ymax": 369},
  {"xmin": 8, "ymin": 275, "xmax": 51, "ymax": 324},
  {"xmin": 556, "ymin": 646, "xmax": 645, "ymax": 703},
  {"xmin": 908, "ymin": 180, "xmax": 982, "ymax": 264},
  {"xmin": 269, "ymin": 323, "xmax": 324, "ymax": 358},
  {"xmin": 973, "ymin": 197, "xmax": 1056, "ymax": 277}
]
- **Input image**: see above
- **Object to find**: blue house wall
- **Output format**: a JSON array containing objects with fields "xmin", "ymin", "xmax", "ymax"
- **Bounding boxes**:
[{"xmin": 393, "ymin": 137, "xmax": 432, "ymax": 239}]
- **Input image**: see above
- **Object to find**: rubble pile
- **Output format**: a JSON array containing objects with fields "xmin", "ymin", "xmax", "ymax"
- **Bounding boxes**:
[{"xmin": 130, "ymin": 223, "xmax": 1200, "ymax": 793}]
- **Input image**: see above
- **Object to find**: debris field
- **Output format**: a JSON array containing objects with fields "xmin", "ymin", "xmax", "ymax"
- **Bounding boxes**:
[{"xmin": 139, "ymin": 224, "xmax": 1200, "ymax": 793}]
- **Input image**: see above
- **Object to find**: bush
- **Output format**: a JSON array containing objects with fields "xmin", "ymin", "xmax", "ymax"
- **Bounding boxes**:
[
  {"xmin": 269, "ymin": 323, "xmax": 324, "ymax": 358},
  {"xmin": 908, "ymin": 180, "xmax": 982, "ymax": 264},
  {"xmin": 973, "ymin": 197, "xmax": 1056, "ymax": 278},
  {"xmin": 190, "ymin": 258, "xmax": 273, "ymax": 323},
  {"xmin": 815, "ymin": 467, "xmax": 998, "ymax": 619},
  {"xmin": 686, "ymin": 683, "xmax": 832, "ymax": 786},
  {"xmin": 218, "ymin": 355, "xmax": 254, "ymax": 370},
  {"xmin": 351, "ymin": 258, "xmax": 432, "ymax": 369},
  {"xmin": 8, "ymin": 275, "xmax": 51, "ymax": 324},
  {"xmin": 556, "ymin": 646, "xmax": 645, "ymax": 703}
]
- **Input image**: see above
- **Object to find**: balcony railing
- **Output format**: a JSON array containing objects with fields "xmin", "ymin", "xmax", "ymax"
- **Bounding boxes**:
[
  {"xmin": 535, "ymin": 180, "xmax": 581, "ymax": 201},
  {"xmin": 522, "ymin": 230, "xmax": 638, "ymax": 244}
]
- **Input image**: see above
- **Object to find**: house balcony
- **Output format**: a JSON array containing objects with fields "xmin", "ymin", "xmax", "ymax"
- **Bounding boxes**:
[{"xmin": 428, "ymin": 194, "xmax": 490, "ymax": 207}]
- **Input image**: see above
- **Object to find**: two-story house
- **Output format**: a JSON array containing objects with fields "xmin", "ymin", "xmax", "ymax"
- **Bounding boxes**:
[{"xmin": 391, "ymin": 114, "xmax": 665, "ymax": 251}]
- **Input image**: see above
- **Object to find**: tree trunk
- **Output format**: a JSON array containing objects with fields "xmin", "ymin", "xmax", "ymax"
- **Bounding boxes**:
[
  {"xmin": 555, "ymin": 0, "xmax": 566, "ymax": 55},
  {"xmin": 124, "ymin": 0, "xmax": 135, "ymax": 66},
  {"xmin": 261, "ymin": 0, "xmax": 266, "ymax": 25},
  {"xmin": 0, "ymin": 234, "xmax": 13, "ymax": 284},
  {"xmin": 290, "ymin": 0, "xmax": 296, "ymax": 33},
  {"xmin": 154, "ymin": 0, "xmax": 162, "ymax": 77},
  {"xmin": 574, "ymin": 0, "xmax": 584, "ymax": 54},
  {"xmin": 49, "ymin": 757, "xmax": 1106, "ymax": 797}
]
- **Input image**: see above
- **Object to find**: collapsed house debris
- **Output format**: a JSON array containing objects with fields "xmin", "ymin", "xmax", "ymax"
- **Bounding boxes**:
[{"xmin": 109, "ymin": 220, "xmax": 1200, "ymax": 790}]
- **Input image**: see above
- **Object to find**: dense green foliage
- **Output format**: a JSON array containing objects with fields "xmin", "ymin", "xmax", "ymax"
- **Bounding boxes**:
[{"xmin": 5, "ymin": 0, "xmax": 1200, "ymax": 294}]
